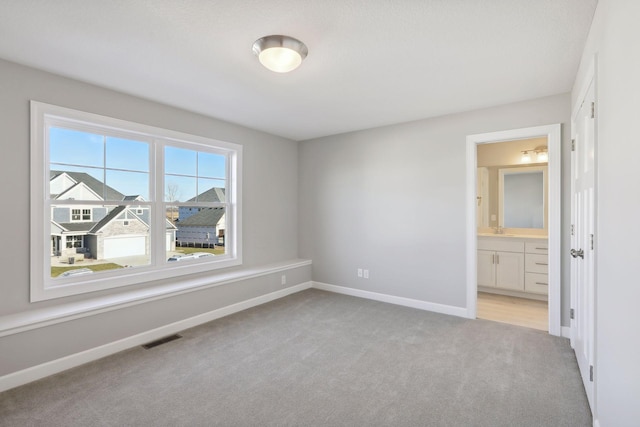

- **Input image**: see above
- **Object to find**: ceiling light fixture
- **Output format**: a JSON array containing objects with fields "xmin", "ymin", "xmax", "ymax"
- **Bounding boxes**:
[
  {"xmin": 521, "ymin": 151, "xmax": 532, "ymax": 163},
  {"xmin": 252, "ymin": 35, "xmax": 308, "ymax": 73}
]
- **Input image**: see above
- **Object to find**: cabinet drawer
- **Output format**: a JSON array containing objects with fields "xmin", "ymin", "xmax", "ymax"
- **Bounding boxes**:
[
  {"xmin": 525, "ymin": 272, "xmax": 549, "ymax": 295},
  {"xmin": 526, "ymin": 254, "xmax": 548, "ymax": 274},
  {"xmin": 478, "ymin": 238, "xmax": 524, "ymax": 253},
  {"xmin": 525, "ymin": 241, "xmax": 548, "ymax": 255}
]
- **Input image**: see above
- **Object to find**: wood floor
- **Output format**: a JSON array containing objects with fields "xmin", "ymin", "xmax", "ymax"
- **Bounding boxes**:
[{"xmin": 477, "ymin": 292, "xmax": 548, "ymax": 331}]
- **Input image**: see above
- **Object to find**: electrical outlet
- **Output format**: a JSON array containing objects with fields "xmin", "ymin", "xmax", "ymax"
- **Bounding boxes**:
[
  {"xmin": 363, "ymin": 269, "xmax": 369, "ymax": 279},
  {"xmin": 357, "ymin": 268, "xmax": 363, "ymax": 277},
  {"xmin": 281, "ymin": 275, "xmax": 287, "ymax": 285}
]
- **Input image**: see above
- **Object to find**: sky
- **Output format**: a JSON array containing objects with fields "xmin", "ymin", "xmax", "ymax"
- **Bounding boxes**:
[{"xmin": 49, "ymin": 127, "xmax": 226, "ymax": 202}]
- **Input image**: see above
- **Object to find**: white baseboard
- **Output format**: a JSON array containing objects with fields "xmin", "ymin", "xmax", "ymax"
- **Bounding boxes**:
[
  {"xmin": 561, "ymin": 326, "xmax": 571, "ymax": 339},
  {"xmin": 312, "ymin": 281, "xmax": 468, "ymax": 318},
  {"xmin": 0, "ymin": 281, "xmax": 312, "ymax": 393}
]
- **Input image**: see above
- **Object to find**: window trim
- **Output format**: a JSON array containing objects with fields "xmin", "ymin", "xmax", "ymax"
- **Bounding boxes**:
[
  {"xmin": 70, "ymin": 208, "xmax": 92, "ymax": 222},
  {"xmin": 31, "ymin": 101, "xmax": 242, "ymax": 302}
]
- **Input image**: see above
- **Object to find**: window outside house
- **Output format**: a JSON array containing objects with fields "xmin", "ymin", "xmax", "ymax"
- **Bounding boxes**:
[{"xmin": 31, "ymin": 102, "xmax": 242, "ymax": 301}]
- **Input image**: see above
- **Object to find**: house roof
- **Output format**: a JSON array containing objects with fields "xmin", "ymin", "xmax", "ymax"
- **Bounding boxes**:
[
  {"xmin": 90, "ymin": 206, "xmax": 128, "ymax": 233},
  {"xmin": 187, "ymin": 187, "xmax": 225, "ymax": 203},
  {"xmin": 89, "ymin": 206, "xmax": 177, "ymax": 233},
  {"xmin": 50, "ymin": 171, "xmax": 125, "ymax": 201},
  {"xmin": 177, "ymin": 207, "xmax": 225, "ymax": 227},
  {"xmin": 57, "ymin": 222, "xmax": 98, "ymax": 233}
]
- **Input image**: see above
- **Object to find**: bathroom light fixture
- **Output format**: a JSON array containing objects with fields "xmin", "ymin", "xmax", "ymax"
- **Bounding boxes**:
[
  {"xmin": 535, "ymin": 146, "xmax": 549, "ymax": 162},
  {"xmin": 521, "ymin": 146, "xmax": 548, "ymax": 163},
  {"xmin": 252, "ymin": 35, "xmax": 308, "ymax": 73}
]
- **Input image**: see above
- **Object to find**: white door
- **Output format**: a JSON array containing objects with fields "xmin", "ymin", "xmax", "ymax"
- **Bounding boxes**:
[
  {"xmin": 570, "ymin": 79, "xmax": 596, "ymax": 408},
  {"xmin": 104, "ymin": 236, "xmax": 146, "ymax": 258}
]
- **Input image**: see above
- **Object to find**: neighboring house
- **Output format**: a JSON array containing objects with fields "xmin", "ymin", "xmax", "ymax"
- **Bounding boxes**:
[
  {"xmin": 176, "ymin": 187, "xmax": 226, "ymax": 247},
  {"xmin": 50, "ymin": 171, "xmax": 177, "ymax": 260}
]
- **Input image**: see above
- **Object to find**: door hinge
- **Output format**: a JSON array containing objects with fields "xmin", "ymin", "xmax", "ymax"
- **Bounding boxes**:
[
  {"xmin": 571, "ymin": 139, "xmax": 576, "ymax": 151},
  {"xmin": 571, "ymin": 224, "xmax": 575, "ymax": 236},
  {"xmin": 591, "ymin": 102, "xmax": 595, "ymax": 119},
  {"xmin": 590, "ymin": 365, "xmax": 594, "ymax": 382},
  {"xmin": 590, "ymin": 234, "xmax": 594, "ymax": 250},
  {"xmin": 570, "ymin": 308, "xmax": 575, "ymax": 320}
]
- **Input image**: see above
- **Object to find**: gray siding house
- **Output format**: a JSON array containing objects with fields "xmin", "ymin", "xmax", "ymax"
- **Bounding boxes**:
[
  {"xmin": 51, "ymin": 171, "xmax": 177, "ymax": 261},
  {"xmin": 176, "ymin": 187, "xmax": 226, "ymax": 247}
]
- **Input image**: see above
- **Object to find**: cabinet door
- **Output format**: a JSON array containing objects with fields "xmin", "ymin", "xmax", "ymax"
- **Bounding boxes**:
[
  {"xmin": 495, "ymin": 251, "xmax": 524, "ymax": 291},
  {"xmin": 477, "ymin": 250, "xmax": 496, "ymax": 287}
]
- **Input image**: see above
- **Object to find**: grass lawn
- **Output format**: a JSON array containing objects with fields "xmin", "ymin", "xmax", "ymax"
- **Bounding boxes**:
[
  {"xmin": 51, "ymin": 263, "xmax": 123, "ymax": 277},
  {"xmin": 177, "ymin": 247, "xmax": 225, "ymax": 256}
]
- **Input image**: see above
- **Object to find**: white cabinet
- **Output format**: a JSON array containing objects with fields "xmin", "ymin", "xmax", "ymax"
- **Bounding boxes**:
[
  {"xmin": 477, "ymin": 250, "xmax": 496, "ymax": 287},
  {"xmin": 524, "ymin": 242, "xmax": 549, "ymax": 295},
  {"xmin": 496, "ymin": 251, "xmax": 525, "ymax": 290},
  {"xmin": 478, "ymin": 236, "xmax": 548, "ymax": 297},
  {"xmin": 477, "ymin": 239, "xmax": 525, "ymax": 291}
]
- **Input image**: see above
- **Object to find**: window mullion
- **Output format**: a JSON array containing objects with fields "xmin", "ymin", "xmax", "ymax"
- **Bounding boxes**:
[{"xmin": 152, "ymin": 139, "xmax": 164, "ymax": 266}]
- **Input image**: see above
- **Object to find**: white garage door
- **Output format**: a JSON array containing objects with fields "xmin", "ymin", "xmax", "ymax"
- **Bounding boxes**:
[{"xmin": 104, "ymin": 236, "xmax": 146, "ymax": 258}]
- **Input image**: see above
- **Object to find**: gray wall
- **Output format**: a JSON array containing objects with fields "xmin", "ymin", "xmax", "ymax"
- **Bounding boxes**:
[
  {"xmin": 299, "ymin": 94, "xmax": 571, "ymax": 319},
  {"xmin": 573, "ymin": 0, "xmax": 640, "ymax": 424},
  {"xmin": 0, "ymin": 59, "xmax": 308, "ymax": 375}
]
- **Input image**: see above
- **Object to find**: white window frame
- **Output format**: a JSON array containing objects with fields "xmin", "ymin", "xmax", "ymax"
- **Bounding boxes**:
[
  {"xmin": 31, "ymin": 101, "xmax": 242, "ymax": 302},
  {"xmin": 70, "ymin": 208, "xmax": 92, "ymax": 222}
]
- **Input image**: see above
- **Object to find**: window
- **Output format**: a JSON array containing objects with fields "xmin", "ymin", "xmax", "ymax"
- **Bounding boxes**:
[
  {"xmin": 66, "ymin": 235, "xmax": 84, "ymax": 248},
  {"xmin": 31, "ymin": 102, "xmax": 242, "ymax": 301},
  {"xmin": 70, "ymin": 208, "xmax": 92, "ymax": 222}
]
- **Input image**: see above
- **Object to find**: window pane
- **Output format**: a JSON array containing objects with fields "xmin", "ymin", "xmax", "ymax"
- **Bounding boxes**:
[
  {"xmin": 197, "ymin": 178, "xmax": 226, "ymax": 202},
  {"xmin": 50, "ymin": 205, "xmax": 152, "ymax": 279},
  {"xmin": 106, "ymin": 169, "xmax": 150, "ymax": 201},
  {"xmin": 170, "ymin": 206, "xmax": 226, "ymax": 259},
  {"xmin": 50, "ymin": 127, "xmax": 104, "ymax": 168},
  {"xmin": 198, "ymin": 152, "xmax": 226, "ymax": 179},
  {"xmin": 49, "ymin": 166, "xmax": 106, "ymax": 201},
  {"xmin": 105, "ymin": 137, "xmax": 149, "ymax": 172},
  {"xmin": 165, "ymin": 176, "xmax": 197, "ymax": 202},
  {"xmin": 165, "ymin": 146, "xmax": 196, "ymax": 176}
]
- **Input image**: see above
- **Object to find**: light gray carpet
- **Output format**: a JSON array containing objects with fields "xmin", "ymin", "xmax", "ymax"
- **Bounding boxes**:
[{"xmin": 0, "ymin": 289, "xmax": 591, "ymax": 426}]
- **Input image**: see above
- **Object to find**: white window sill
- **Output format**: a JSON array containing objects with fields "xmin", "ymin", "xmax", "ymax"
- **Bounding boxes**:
[{"xmin": 0, "ymin": 259, "xmax": 311, "ymax": 337}]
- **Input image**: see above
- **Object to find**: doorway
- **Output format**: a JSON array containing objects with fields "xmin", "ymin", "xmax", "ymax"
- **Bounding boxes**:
[
  {"xmin": 476, "ymin": 138, "xmax": 550, "ymax": 330},
  {"xmin": 465, "ymin": 124, "xmax": 562, "ymax": 336}
]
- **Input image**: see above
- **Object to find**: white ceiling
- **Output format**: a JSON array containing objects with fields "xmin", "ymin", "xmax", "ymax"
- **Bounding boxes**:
[{"xmin": 0, "ymin": 0, "xmax": 597, "ymax": 141}]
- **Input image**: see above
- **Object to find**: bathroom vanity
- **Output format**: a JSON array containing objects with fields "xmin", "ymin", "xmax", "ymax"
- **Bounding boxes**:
[{"xmin": 477, "ymin": 234, "xmax": 548, "ymax": 300}]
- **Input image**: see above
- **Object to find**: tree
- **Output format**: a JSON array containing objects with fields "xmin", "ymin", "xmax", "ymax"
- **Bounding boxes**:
[{"xmin": 165, "ymin": 183, "xmax": 180, "ymax": 221}]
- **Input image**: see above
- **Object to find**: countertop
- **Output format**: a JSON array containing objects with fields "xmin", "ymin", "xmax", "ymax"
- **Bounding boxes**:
[{"xmin": 477, "ymin": 233, "xmax": 548, "ymax": 239}]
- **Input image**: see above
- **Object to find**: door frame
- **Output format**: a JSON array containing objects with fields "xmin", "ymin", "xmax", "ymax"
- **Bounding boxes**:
[{"xmin": 465, "ymin": 124, "xmax": 562, "ymax": 336}]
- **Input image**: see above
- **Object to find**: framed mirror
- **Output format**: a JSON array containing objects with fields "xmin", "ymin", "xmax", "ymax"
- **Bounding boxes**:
[{"xmin": 498, "ymin": 166, "xmax": 547, "ymax": 229}]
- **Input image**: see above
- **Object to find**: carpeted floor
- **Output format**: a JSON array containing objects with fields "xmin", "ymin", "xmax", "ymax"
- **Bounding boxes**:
[{"xmin": 0, "ymin": 289, "xmax": 591, "ymax": 426}]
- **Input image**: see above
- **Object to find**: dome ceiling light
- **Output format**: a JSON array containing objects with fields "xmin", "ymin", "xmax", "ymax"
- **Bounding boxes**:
[{"xmin": 252, "ymin": 35, "xmax": 308, "ymax": 73}]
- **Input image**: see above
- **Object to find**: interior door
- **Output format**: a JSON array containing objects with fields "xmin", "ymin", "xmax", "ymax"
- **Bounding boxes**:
[{"xmin": 570, "ymin": 79, "xmax": 596, "ymax": 409}]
